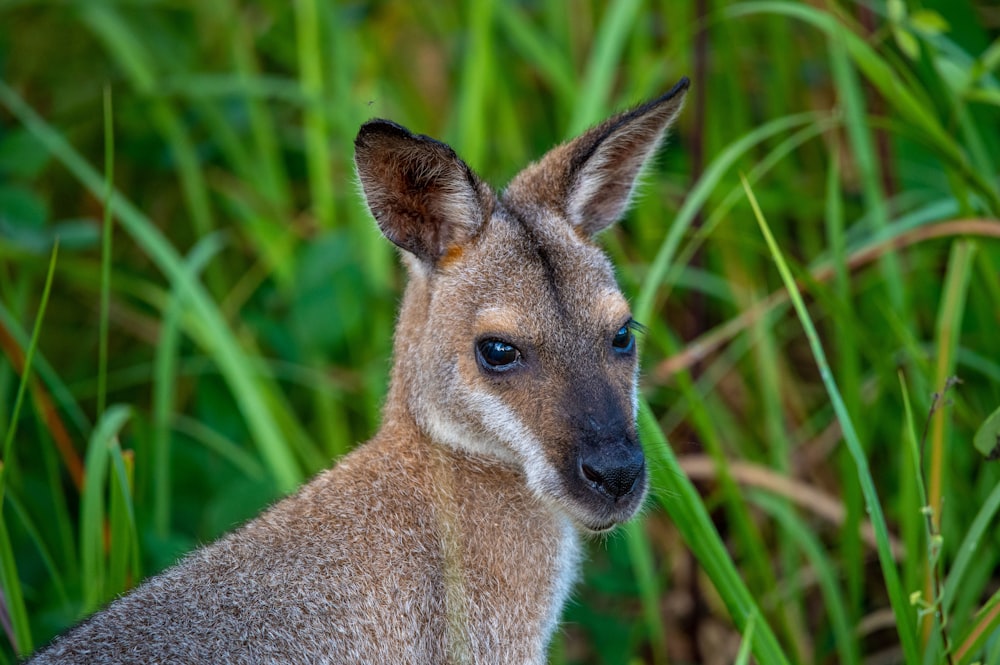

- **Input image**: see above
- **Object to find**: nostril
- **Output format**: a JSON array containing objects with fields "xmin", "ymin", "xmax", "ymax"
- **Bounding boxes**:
[{"xmin": 581, "ymin": 462, "xmax": 602, "ymax": 484}]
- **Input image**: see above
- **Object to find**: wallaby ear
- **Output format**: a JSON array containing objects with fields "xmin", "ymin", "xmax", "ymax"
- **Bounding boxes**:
[
  {"xmin": 504, "ymin": 77, "xmax": 689, "ymax": 236},
  {"xmin": 355, "ymin": 120, "xmax": 491, "ymax": 264}
]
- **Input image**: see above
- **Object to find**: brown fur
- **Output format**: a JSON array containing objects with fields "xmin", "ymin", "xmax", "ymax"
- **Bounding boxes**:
[{"xmin": 28, "ymin": 78, "xmax": 688, "ymax": 664}]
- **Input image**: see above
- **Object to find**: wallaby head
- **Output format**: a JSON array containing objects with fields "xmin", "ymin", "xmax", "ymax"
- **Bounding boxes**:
[{"xmin": 355, "ymin": 78, "xmax": 689, "ymax": 534}]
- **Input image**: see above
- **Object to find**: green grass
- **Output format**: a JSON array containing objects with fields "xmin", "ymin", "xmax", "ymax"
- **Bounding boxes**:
[{"xmin": 2, "ymin": 1, "xmax": 1000, "ymax": 663}]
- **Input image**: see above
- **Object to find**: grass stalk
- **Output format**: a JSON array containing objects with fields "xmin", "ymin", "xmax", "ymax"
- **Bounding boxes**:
[
  {"xmin": 1, "ymin": 240, "xmax": 59, "ymax": 499},
  {"xmin": 98, "ymin": 85, "xmax": 113, "ymax": 419},
  {"xmin": 295, "ymin": 0, "xmax": 335, "ymax": 228},
  {"xmin": 454, "ymin": 0, "xmax": 495, "ymax": 166},
  {"xmin": 639, "ymin": 401, "xmax": 792, "ymax": 665},
  {"xmin": 824, "ymin": 4, "xmax": 905, "ymax": 315},
  {"xmin": 108, "ymin": 447, "xmax": 139, "ymax": 598},
  {"xmin": 152, "ymin": 234, "xmax": 225, "ymax": 537},
  {"xmin": 0, "ymin": 268, "xmax": 57, "ymax": 654},
  {"xmin": 634, "ymin": 111, "xmax": 822, "ymax": 325},
  {"xmin": 4, "ymin": 490, "xmax": 69, "ymax": 609},
  {"xmin": 222, "ymin": 0, "xmax": 292, "ymax": 209},
  {"xmin": 624, "ymin": 520, "xmax": 668, "ymax": 665},
  {"xmin": 943, "ymin": 478, "xmax": 1000, "ymax": 614},
  {"xmin": 81, "ymin": 6, "xmax": 225, "ymax": 296},
  {"xmin": 567, "ymin": 0, "xmax": 643, "ymax": 135},
  {"xmin": 80, "ymin": 404, "xmax": 131, "ymax": 613},
  {"xmin": 727, "ymin": 1, "xmax": 1000, "ymax": 212},
  {"xmin": 955, "ymin": 587, "xmax": 1000, "ymax": 664},
  {"xmin": 922, "ymin": 240, "xmax": 976, "ymax": 649},
  {"xmin": 0, "ymin": 81, "xmax": 304, "ymax": 493},
  {"xmin": 752, "ymin": 493, "xmax": 861, "ymax": 665},
  {"xmin": 824, "ymin": 143, "xmax": 865, "ymax": 619},
  {"xmin": 659, "ymin": 331, "xmax": 785, "ymax": 633},
  {"xmin": 927, "ymin": 241, "xmax": 977, "ymax": 533},
  {"xmin": 742, "ymin": 174, "xmax": 921, "ymax": 663},
  {"xmin": 0, "ymin": 516, "xmax": 29, "ymax": 657}
]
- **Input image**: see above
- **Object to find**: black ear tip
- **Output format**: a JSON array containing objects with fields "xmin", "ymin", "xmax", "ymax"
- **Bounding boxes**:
[
  {"xmin": 666, "ymin": 76, "xmax": 691, "ymax": 98},
  {"xmin": 355, "ymin": 119, "xmax": 413, "ymax": 149}
]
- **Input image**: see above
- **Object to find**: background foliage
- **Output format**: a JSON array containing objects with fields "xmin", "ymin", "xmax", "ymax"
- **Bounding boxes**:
[{"xmin": 2, "ymin": 1, "xmax": 1000, "ymax": 663}]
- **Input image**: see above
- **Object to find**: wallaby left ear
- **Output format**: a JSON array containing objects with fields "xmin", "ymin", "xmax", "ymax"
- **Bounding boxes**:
[
  {"xmin": 504, "ymin": 77, "xmax": 689, "ymax": 236},
  {"xmin": 355, "ymin": 119, "xmax": 491, "ymax": 265}
]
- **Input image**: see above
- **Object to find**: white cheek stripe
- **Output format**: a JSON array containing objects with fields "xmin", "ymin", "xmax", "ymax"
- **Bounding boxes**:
[
  {"xmin": 464, "ymin": 390, "xmax": 563, "ymax": 495},
  {"xmin": 418, "ymin": 403, "xmax": 519, "ymax": 465},
  {"xmin": 418, "ymin": 385, "xmax": 564, "ymax": 498}
]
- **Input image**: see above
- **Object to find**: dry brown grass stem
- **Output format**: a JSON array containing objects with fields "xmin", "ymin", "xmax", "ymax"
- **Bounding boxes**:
[{"xmin": 653, "ymin": 219, "xmax": 1000, "ymax": 383}]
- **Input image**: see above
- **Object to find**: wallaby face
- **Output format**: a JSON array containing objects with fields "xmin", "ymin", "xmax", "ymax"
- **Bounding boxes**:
[
  {"xmin": 355, "ymin": 78, "xmax": 689, "ymax": 533},
  {"xmin": 29, "ymin": 79, "xmax": 687, "ymax": 665}
]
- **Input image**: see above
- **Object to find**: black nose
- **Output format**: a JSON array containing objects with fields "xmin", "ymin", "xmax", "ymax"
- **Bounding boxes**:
[{"xmin": 579, "ymin": 443, "xmax": 645, "ymax": 499}]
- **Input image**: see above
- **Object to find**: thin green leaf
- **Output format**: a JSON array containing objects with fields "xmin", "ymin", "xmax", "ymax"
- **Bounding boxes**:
[
  {"xmin": 153, "ymin": 234, "xmax": 226, "ymax": 537},
  {"xmin": 295, "ymin": 0, "xmax": 335, "ymax": 228},
  {"xmin": 80, "ymin": 404, "xmax": 131, "ymax": 613},
  {"xmin": 624, "ymin": 520, "xmax": 667, "ymax": 665},
  {"xmin": 0, "ymin": 515, "xmax": 30, "ymax": 656},
  {"xmin": 635, "ymin": 111, "xmax": 822, "ymax": 325},
  {"xmin": 742, "ymin": 174, "xmax": 922, "ymax": 663},
  {"xmin": 0, "ymin": 81, "xmax": 303, "ymax": 493},
  {"xmin": 1, "ymin": 240, "xmax": 58, "ymax": 500},
  {"xmin": 973, "ymin": 406, "xmax": 1000, "ymax": 460},
  {"xmin": 639, "ymin": 401, "xmax": 792, "ymax": 665},
  {"xmin": 567, "ymin": 0, "xmax": 643, "ymax": 135},
  {"xmin": 944, "ymin": 480, "xmax": 1000, "ymax": 614},
  {"xmin": 98, "ymin": 85, "xmax": 113, "ymax": 419},
  {"xmin": 753, "ymin": 493, "xmax": 861, "ymax": 665}
]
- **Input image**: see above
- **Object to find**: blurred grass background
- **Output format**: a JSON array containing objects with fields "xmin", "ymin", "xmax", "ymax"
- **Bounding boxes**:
[{"xmin": 2, "ymin": 1, "xmax": 1000, "ymax": 663}]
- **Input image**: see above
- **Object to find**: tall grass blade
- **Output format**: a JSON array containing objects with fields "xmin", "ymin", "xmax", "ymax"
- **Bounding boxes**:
[
  {"xmin": 726, "ymin": 1, "xmax": 1000, "ymax": 213},
  {"xmin": 752, "ymin": 493, "xmax": 861, "ymax": 665},
  {"xmin": 80, "ymin": 404, "xmax": 131, "ymax": 614},
  {"xmin": 734, "ymin": 613, "xmax": 756, "ymax": 665},
  {"xmin": 108, "ymin": 446, "xmax": 139, "ymax": 599},
  {"xmin": 81, "ymin": 6, "xmax": 223, "ymax": 292},
  {"xmin": 922, "ymin": 240, "xmax": 976, "ymax": 648},
  {"xmin": 623, "ymin": 520, "xmax": 667, "ymax": 665},
  {"xmin": 454, "ymin": 0, "xmax": 495, "ymax": 166},
  {"xmin": 1, "ymin": 240, "xmax": 59, "ymax": 499},
  {"xmin": 824, "ymin": 4, "xmax": 905, "ymax": 314},
  {"xmin": 955, "ymin": 587, "xmax": 1000, "ymax": 664},
  {"xmin": 899, "ymin": 371, "xmax": 931, "ymax": 600},
  {"xmin": 0, "ymin": 515, "xmax": 30, "ymax": 656},
  {"xmin": 943, "ymin": 480, "xmax": 1000, "ymax": 615},
  {"xmin": 494, "ymin": 6, "xmax": 575, "ymax": 103},
  {"xmin": 742, "ymin": 175, "xmax": 921, "ymax": 663},
  {"xmin": 567, "ymin": 0, "xmax": 643, "ymax": 135},
  {"xmin": 0, "ymin": 81, "xmax": 303, "ymax": 493},
  {"xmin": 639, "ymin": 401, "xmax": 792, "ymax": 665},
  {"xmin": 634, "ymin": 111, "xmax": 821, "ymax": 325},
  {"xmin": 0, "ymin": 304, "xmax": 90, "ymax": 440},
  {"xmin": 295, "ymin": 0, "xmax": 335, "ymax": 228},
  {"xmin": 98, "ymin": 85, "xmax": 113, "ymax": 419},
  {"xmin": 152, "ymin": 235, "xmax": 226, "ymax": 537},
  {"xmin": 928, "ymin": 241, "xmax": 977, "ymax": 531}
]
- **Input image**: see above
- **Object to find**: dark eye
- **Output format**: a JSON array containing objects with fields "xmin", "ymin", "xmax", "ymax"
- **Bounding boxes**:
[
  {"xmin": 477, "ymin": 339, "xmax": 521, "ymax": 371},
  {"xmin": 612, "ymin": 323, "xmax": 635, "ymax": 353}
]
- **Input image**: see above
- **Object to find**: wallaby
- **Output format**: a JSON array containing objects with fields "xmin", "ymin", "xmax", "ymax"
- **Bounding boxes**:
[{"xmin": 28, "ymin": 77, "xmax": 688, "ymax": 664}]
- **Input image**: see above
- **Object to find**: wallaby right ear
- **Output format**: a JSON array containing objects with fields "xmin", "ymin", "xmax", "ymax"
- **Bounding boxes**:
[
  {"xmin": 355, "ymin": 120, "xmax": 490, "ymax": 264},
  {"xmin": 504, "ymin": 78, "xmax": 689, "ymax": 236}
]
